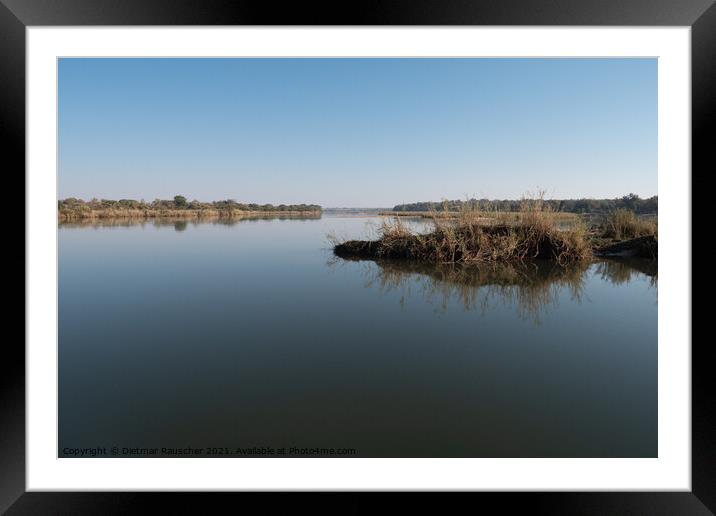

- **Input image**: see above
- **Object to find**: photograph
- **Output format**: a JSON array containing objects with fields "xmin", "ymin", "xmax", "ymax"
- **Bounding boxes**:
[
  {"xmin": 6, "ymin": 1, "xmax": 709, "ymax": 508},
  {"xmin": 57, "ymin": 57, "xmax": 658, "ymax": 459}
]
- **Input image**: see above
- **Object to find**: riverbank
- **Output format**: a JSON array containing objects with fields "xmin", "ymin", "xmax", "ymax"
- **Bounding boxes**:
[
  {"xmin": 58, "ymin": 208, "xmax": 322, "ymax": 222},
  {"xmin": 58, "ymin": 197, "xmax": 323, "ymax": 222}
]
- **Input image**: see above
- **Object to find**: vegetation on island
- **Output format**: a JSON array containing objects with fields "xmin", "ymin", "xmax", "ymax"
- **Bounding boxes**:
[
  {"xmin": 599, "ymin": 208, "xmax": 657, "ymax": 240},
  {"xmin": 333, "ymin": 194, "xmax": 657, "ymax": 265},
  {"xmin": 58, "ymin": 196, "xmax": 322, "ymax": 221}
]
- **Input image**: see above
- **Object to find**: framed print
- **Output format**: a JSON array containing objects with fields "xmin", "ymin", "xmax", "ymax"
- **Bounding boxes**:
[{"xmin": 5, "ymin": 0, "xmax": 711, "ymax": 513}]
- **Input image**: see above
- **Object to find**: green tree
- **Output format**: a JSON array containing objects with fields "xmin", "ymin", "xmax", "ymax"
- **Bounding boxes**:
[{"xmin": 174, "ymin": 195, "xmax": 187, "ymax": 208}]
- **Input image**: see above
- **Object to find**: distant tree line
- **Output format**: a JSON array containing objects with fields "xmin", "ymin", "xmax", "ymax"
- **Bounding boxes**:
[
  {"xmin": 392, "ymin": 194, "xmax": 657, "ymax": 214},
  {"xmin": 58, "ymin": 196, "xmax": 322, "ymax": 213}
]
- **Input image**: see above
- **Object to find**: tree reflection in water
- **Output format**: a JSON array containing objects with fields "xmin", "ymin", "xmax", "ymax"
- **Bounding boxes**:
[
  {"xmin": 58, "ymin": 213, "xmax": 322, "ymax": 230},
  {"xmin": 593, "ymin": 258, "xmax": 658, "ymax": 288},
  {"xmin": 349, "ymin": 258, "xmax": 657, "ymax": 324}
]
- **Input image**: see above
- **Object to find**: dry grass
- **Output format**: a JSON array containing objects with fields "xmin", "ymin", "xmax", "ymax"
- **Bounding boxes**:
[
  {"xmin": 601, "ymin": 208, "xmax": 657, "ymax": 240},
  {"xmin": 336, "ymin": 194, "xmax": 593, "ymax": 265}
]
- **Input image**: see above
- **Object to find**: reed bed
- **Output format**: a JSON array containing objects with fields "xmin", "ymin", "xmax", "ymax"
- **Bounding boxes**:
[
  {"xmin": 336, "ymin": 195, "xmax": 593, "ymax": 266},
  {"xmin": 600, "ymin": 208, "xmax": 658, "ymax": 240}
]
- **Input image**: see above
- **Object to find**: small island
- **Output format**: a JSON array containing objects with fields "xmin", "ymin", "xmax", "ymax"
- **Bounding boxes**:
[
  {"xmin": 334, "ymin": 195, "xmax": 657, "ymax": 264},
  {"xmin": 58, "ymin": 196, "xmax": 322, "ymax": 221}
]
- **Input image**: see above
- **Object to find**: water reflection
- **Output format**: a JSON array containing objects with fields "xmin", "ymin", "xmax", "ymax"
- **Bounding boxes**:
[
  {"xmin": 348, "ymin": 258, "xmax": 656, "ymax": 324},
  {"xmin": 594, "ymin": 258, "xmax": 657, "ymax": 286},
  {"xmin": 59, "ymin": 217, "xmax": 657, "ymax": 457},
  {"xmin": 58, "ymin": 213, "xmax": 322, "ymax": 230}
]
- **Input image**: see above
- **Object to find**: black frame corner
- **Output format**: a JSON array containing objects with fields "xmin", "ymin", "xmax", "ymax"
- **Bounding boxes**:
[{"xmin": 6, "ymin": 0, "xmax": 711, "ymax": 513}]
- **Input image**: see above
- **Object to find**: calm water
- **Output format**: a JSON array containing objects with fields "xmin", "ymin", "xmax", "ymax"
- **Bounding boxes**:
[{"xmin": 59, "ymin": 215, "xmax": 657, "ymax": 457}]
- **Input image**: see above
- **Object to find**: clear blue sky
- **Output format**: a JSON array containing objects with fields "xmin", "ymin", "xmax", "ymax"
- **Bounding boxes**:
[{"xmin": 59, "ymin": 58, "xmax": 657, "ymax": 207}]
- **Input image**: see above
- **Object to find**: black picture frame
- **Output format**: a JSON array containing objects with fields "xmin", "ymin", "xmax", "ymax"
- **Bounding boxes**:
[{"xmin": 4, "ymin": 1, "xmax": 710, "ymax": 513}]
